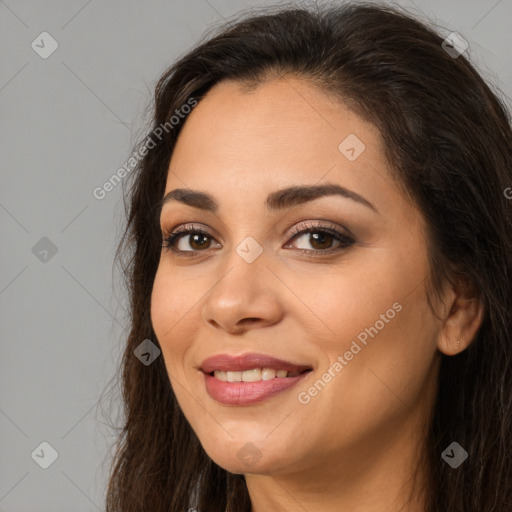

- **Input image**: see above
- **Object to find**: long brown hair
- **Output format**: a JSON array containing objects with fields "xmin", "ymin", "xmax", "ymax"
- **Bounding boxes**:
[{"xmin": 103, "ymin": 2, "xmax": 512, "ymax": 510}]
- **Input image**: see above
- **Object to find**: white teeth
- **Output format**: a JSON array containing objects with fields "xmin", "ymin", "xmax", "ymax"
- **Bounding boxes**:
[
  {"xmin": 226, "ymin": 371, "xmax": 242, "ymax": 382},
  {"xmin": 214, "ymin": 370, "xmax": 228, "ymax": 381},
  {"xmin": 241, "ymin": 368, "xmax": 261, "ymax": 382},
  {"xmin": 213, "ymin": 367, "xmax": 305, "ymax": 382},
  {"xmin": 261, "ymin": 368, "xmax": 276, "ymax": 380}
]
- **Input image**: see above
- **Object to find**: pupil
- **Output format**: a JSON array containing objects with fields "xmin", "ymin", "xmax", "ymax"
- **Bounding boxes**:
[
  {"xmin": 311, "ymin": 232, "xmax": 332, "ymax": 249},
  {"xmin": 191, "ymin": 234, "xmax": 209, "ymax": 249}
]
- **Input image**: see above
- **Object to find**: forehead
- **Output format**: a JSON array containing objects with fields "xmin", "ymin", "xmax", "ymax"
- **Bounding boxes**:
[
  {"xmin": 164, "ymin": 76, "xmax": 396, "ymax": 215},
  {"xmin": 171, "ymin": 77, "xmax": 380, "ymax": 160}
]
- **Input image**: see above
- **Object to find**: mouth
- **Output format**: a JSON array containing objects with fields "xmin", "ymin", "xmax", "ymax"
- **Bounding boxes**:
[
  {"xmin": 199, "ymin": 353, "xmax": 313, "ymax": 406},
  {"xmin": 200, "ymin": 352, "xmax": 312, "ymax": 374},
  {"xmin": 206, "ymin": 367, "xmax": 312, "ymax": 381}
]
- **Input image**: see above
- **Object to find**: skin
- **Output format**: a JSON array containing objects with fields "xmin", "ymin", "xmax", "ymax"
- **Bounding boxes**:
[{"xmin": 150, "ymin": 75, "xmax": 484, "ymax": 512}]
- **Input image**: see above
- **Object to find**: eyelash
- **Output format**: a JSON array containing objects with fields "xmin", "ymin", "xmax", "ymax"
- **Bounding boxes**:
[{"xmin": 161, "ymin": 221, "xmax": 355, "ymax": 257}]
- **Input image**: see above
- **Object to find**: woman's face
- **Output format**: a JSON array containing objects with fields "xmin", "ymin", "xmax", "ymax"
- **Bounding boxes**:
[{"xmin": 151, "ymin": 76, "xmax": 444, "ymax": 476}]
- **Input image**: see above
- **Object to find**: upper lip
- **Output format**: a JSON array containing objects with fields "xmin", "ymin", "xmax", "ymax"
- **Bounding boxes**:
[{"xmin": 200, "ymin": 353, "xmax": 313, "ymax": 374}]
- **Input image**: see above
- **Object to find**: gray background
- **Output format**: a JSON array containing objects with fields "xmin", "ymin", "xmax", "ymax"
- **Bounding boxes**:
[{"xmin": 1, "ymin": 0, "xmax": 511, "ymax": 510}]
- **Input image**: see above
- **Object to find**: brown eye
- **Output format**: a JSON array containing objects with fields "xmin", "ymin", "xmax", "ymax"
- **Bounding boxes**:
[
  {"xmin": 181, "ymin": 233, "xmax": 211, "ymax": 251},
  {"xmin": 285, "ymin": 224, "xmax": 355, "ymax": 255},
  {"xmin": 293, "ymin": 231, "xmax": 337, "ymax": 251},
  {"xmin": 161, "ymin": 223, "xmax": 355, "ymax": 256},
  {"xmin": 162, "ymin": 225, "xmax": 220, "ymax": 254}
]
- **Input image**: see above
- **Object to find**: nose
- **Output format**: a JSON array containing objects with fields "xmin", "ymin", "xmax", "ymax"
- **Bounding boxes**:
[{"xmin": 201, "ymin": 247, "xmax": 285, "ymax": 335}]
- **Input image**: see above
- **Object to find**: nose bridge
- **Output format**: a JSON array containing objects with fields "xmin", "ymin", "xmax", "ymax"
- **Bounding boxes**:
[
  {"xmin": 206, "ymin": 197, "xmax": 282, "ymax": 293},
  {"xmin": 234, "ymin": 232, "xmax": 266, "ymax": 265},
  {"xmin": 217, "ymin": 205, "xmax": 270, "ymax": 269},
  {"xmin": 216, "ymin": 232, "xmax": 268, "ymax": 295}
]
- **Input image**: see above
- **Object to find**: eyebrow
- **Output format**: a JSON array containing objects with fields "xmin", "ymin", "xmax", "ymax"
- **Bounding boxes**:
[{"xmin": 157, "ymin": 182, "xmax": 378, "ymax": 215}]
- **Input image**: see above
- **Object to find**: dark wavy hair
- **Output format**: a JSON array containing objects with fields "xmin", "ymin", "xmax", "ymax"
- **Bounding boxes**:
[{"xmin": 103, "ymin": 2, "xmax": 512, "ymax": 511}]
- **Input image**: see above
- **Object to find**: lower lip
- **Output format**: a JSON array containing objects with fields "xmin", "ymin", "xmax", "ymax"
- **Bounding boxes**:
[{"xmin": 203, "ymin": 371, "xmax": 311, "ymax": 406}]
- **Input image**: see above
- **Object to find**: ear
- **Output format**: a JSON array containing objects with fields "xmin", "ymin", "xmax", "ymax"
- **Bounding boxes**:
[{"xmin": 436, "ymin": 276, "xmax": 485, "ymax": 356}]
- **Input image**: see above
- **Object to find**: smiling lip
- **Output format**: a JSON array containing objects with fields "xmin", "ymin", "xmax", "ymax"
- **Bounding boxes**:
[
  {"xmin": 200, "ymin": 353, "xmax": 312, "ymax": 374},
  {"xmin": 199, "ymin": 353, "xmax": 312, "ymax": 406}
]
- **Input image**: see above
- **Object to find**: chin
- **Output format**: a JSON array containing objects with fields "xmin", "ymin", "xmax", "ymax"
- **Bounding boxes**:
[
  {"xmin": 207, "ymin": 451, "xmax": 272, "ymax": 475},
  {"xmin": 199, "ymin": 437, "xmax": 288, "ymax": 475}
]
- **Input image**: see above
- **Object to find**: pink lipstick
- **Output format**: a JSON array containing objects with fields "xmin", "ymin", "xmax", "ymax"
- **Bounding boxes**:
[{"xmin": 200, "ymin": 353, "xmax": 312, "ymax": 406}]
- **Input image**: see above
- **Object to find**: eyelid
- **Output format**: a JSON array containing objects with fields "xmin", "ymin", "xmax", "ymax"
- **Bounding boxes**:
[
  {"xmin": 161, "ymin": 223, "xmax": 217, "ymax": 248},
  {"xmin": 286, "ymin": 219, "xmax": 355, "ymax": 240},
  {"xmin": 162, "ymin": 219, "xmax": 353, "ymax": 240}
]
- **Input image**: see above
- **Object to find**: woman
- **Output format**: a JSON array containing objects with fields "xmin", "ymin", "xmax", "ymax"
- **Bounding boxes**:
[{"xmin": 105, "ymin": 2, "xmax": 512, "ymax": 511}]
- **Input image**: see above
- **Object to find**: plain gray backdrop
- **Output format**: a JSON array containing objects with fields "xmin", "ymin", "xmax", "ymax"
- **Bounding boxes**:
[{"xmin": 1, "ymin": 0, "xmax": 511, "ymax": 510}]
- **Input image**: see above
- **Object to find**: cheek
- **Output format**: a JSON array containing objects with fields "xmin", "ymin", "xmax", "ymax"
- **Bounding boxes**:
[
  {"xmin": 282, "ymin": 258, "xmax": 398, "ymax": 355},
  {"xmin": 150, "ymin": 266, "xmax": 204, "ymax": 414},
  {"xmin": 327, "ymin": 294, "xmax": 435, "ymax": 419},
  {"xmin": 291, "ymin": 248, "xmax": 437, "ymax": 435},
  {"xmin": 150, "ymin": 265, "xmax": 197, "ymax": 365}
]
